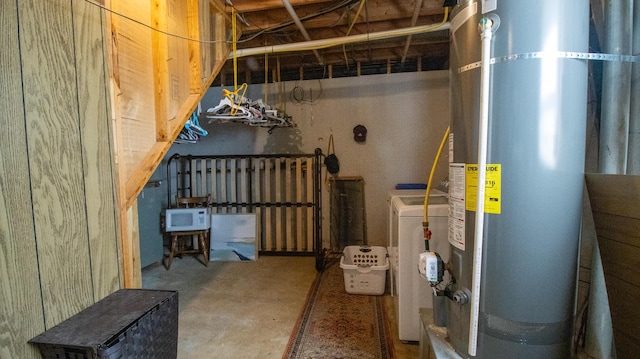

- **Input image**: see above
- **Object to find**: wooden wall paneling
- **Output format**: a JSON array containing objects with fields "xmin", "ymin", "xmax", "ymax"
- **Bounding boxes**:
[
  {"xmin": 296, "ymin": 158, "xmax": 303, "ymax": 250},
  {"xmin": 265, "ymin": 159, "xmax": 273, "ymax": 250},
  {"xmin": 306, "ymin": 159, "xmax": 313, "ymax": 251},
  {"xmin": 586, "ymin": 173, "xmax": 640, "ymax": 357},
  {"xmin": 613, "ymin": 333, "xmax": 640, "ymax": 359},
  {"xmin": 0, "ymin": 1, "xmax": 45, "ymax": 357},
  {"xmin": 592, "ymin": 211, "xmax": 640, "ymax": 248},
  {"xmin": 275, "ymin": 158, "xmax": 282, "ymax": 250},
  {"xmin": 597, "ymin": 213, "xmax": 640, "ymax": 284},
  {"xmin": 586, "ymin": 174, "xmax": 640, "ymax": 219},
  {"xmin": 73, "ymin": 0, "xmax": 120, "ymax": 300},
  {"xmin": 19, "ymin": 0, "xmax": 93, "ymax": 327},
  {"xmin": 604, "ymin": 275, "xmax": 640, "ymax": 344},
  {"xmin": 285, "ymin": 158, "xmax": 293, "ymax": 251}
]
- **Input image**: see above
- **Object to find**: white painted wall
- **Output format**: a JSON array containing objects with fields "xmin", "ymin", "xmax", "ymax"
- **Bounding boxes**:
[{"xmin": 169, "ymin": 70, "xmax": 450, "ymax": 249}]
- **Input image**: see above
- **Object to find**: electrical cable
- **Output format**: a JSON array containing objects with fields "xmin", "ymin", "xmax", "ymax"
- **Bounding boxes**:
[
  {"xmin": 236, "ymin": 0, "xmax": 360, "ymax": 43},
  {"xmin": 289, "ymin": 81, "xmax": 323, "ymax": 104},
  {"xmin": 342, "ymin": 0, "xmax": 366, "ymax": 66}
]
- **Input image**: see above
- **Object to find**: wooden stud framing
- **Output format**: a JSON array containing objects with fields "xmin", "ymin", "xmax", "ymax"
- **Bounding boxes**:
[
  {"xmin": 152, "ymin": 0, "xmax": 169, "ymax": 142},
  {"xmin": 187, "ymin": 0, "xmax": 203, "ymax": 93}
]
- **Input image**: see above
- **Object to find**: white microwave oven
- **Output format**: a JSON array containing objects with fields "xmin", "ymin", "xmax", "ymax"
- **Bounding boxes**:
[{"xmin": 165, "ymin": 207, "xmax": 211, "ymax": 232}]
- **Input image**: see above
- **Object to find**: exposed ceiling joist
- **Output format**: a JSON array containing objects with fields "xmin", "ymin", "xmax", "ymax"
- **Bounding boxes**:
[{"xmin": 220, "ymin": 0, "xmax": 450, "ymax": 82}]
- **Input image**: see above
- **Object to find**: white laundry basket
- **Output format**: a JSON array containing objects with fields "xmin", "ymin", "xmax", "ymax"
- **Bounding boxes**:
[{"xmin": 340, "ymin": 246, "xmax": 389, "ymax": 295}]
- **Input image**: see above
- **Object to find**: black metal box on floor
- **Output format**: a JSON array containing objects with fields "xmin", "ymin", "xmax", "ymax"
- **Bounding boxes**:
[{"xmin": 30, "ymin": 289, "xmax": 178, "ymax": 359}]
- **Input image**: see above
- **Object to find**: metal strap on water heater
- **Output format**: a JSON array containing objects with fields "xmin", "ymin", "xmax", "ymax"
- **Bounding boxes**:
[{"xmin": 458, "ymin": 51, "xmax": 640, "ymax": 73}]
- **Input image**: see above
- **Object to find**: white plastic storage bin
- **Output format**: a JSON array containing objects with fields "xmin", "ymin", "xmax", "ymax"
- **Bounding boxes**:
[{"xmin": 340, "ymin": 246, "xmax": 389, "ymax": 295}]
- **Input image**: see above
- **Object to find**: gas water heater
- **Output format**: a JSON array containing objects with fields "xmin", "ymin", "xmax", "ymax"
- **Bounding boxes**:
[{"xmin": 442, "ymin": 1, "xmax": 589, "ymax": 357}]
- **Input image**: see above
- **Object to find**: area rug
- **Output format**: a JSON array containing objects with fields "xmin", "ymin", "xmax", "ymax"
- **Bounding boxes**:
[{"xmin": 283, "ymin": 260, "xmax": 395, "ymax": 359}]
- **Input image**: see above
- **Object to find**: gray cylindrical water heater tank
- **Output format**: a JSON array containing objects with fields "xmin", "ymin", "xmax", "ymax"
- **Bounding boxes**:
[{"xmin": 447, "ymin": 1, "xmax": 589, "ymax": 358}]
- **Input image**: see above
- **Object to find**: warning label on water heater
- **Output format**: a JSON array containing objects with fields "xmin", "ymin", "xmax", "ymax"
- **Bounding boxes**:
[
  {"xmin": 449, "ymin": 163, "xmax": 466, "ymax": 251},
  {"xmin": 465, "ymin": 164, "xmax": 501, "ymax": 214}
]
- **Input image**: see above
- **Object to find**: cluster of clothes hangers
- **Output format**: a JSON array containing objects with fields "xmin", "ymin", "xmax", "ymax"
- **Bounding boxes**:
[
  {"xmin": 176, "ymin": 106, "xmax": 208, "ymax": 144},
  {"xmin": 203, "ymin": 83, "xmax": 295, "ymax": 128}
]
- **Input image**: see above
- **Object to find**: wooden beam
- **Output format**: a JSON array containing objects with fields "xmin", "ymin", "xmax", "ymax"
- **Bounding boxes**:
[
  {"xmin": 111, "ymin": 0, "xmax": 231, "ymax": 288},
  {"xmin": 232, "ymin": 0, "xmax": 333, "ymax": 13},
  {"xmin": 188, "ymin": 0, "xmax": 202, "ymax": 93},
  {"xmin": 239, "ymin": 2, "xmax": 445, "ymax": 32},
  {"xmin": 152, "ymin": 0, "xmax": 169, "ymax": 141}
]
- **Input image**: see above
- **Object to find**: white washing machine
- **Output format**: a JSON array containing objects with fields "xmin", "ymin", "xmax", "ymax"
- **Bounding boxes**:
[
  {"xmin": 389, "ymin": 194, "xmax": 449, "ymax": 342},
  {"xmin": 386, "ymin": 189, "xmax": 433, "ymax": 297}
]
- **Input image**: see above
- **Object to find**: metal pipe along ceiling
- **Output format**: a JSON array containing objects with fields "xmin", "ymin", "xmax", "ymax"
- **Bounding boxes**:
[
  {"xmin": 231, "ymin": 22, "xmax": 450, "ymax": 59},
  {"xmin": 281, "ymin": 0, "xmax": 324, "ymax": 64}
]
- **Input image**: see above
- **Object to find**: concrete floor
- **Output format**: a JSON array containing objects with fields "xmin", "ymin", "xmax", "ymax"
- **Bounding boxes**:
[{"xmin": 142, "ymin": 255, "xmax": 419, "ymax": 358}]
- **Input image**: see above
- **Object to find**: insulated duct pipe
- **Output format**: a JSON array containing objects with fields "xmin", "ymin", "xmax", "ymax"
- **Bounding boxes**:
[
  {"xmin": 231, "ymin": 22, "xmax": 450, "ymax": 58},
  {"xmin": 281, "ymin": 0, "xmax": 324, "ymax": 64}
]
